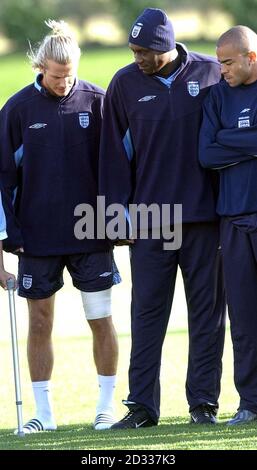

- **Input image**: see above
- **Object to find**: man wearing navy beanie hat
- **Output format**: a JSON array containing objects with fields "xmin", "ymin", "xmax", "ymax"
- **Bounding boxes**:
[
  {"xmin": 100, "ymin": 9, "xmax": 225, "ymax": 428},
  {"xmin": 129, "ymin": 8, "xmax": 175, "ymax": 52}
]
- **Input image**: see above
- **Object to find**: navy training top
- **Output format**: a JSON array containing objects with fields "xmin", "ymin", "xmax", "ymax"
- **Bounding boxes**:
[
  {"xmin": 0, "ymin": 76, "xmax": 110, "ymax": 255},
  {"xmin": 99, "ymin": 43, "xmax": 221, "ymax": 231},
  {"xmin": 199, "ymin": 79, "xmax": 257, "ymax": 216}
]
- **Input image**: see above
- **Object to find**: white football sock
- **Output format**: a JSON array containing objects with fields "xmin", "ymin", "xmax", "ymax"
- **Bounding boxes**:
[
  {"xmin": 32, "ymin": 380, "xmax": 56, "ymax": 429},
  {"xmin": 96, "ymin": 375, "xmax": 116, "ymax": 415}
]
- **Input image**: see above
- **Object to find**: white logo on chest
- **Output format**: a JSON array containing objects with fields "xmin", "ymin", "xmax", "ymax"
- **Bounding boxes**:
[
  {"xmin": 187, "ymin": 81, "xmax": 200, "ymax": 97},
  {"xmin": 79, "ymin": 113, "xmax": 90, "ymax": 128},
  {"xmin": 138, "ymin": 95, "xmax": 157, "ymax": 102},
  {"xmin": 29, "ymin": 123, "xmax": 47, "ymax": 129}
]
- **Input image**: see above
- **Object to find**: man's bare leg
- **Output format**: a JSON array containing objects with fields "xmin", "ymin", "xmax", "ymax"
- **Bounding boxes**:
[{"xmin": 22, "ymin": 296, "xmax": 57, "ymax": 432}]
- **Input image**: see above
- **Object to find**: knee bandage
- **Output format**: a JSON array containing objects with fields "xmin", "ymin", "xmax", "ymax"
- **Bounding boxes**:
[{"xmin": 81, "ymin": 288, "xmax": 112, "ymax": 320}]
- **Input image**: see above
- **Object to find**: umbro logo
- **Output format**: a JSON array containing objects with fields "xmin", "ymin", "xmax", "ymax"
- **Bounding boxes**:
[
  {"xmin": 29, "ymin": 123, "xmax": 47, "ymax": 129},
  {"xmin": 240, "ymin": 108, "xmax": 250, "ymax": 113},
  {"xmin": 99, "ymin": 271, "xmax": 112, "ymax": 277},
  {"xmin": 138, "ymin": 95, "xmax": 157, "ymax": 102},
  {"xmin": 135, "ymin": 420, "xmax": 148, "ymax": 428}
]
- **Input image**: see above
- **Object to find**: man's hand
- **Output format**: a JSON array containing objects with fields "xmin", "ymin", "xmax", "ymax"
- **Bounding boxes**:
[
  {"xmin": 114, "ymin": 239, "xmax": 135, "ymax": 246},
  {"xmin": 14, "ymin": 247, "xmax": 24, "ymax": 253},
  {"xmin": 0, "ymin": 270, "xmax": 16, "ymax": 290}
]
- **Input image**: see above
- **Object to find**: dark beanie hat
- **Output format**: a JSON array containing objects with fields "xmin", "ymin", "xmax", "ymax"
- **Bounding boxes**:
[{"xmin": 128, "ymin": 8, "xmax": 175, "ymax": 52}]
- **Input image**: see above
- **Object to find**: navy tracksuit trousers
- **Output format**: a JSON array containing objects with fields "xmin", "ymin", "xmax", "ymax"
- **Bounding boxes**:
[
  {"xmin": 128, "ymin": 222, "xmax": 226, "ymax": 422},
  {"xmin": 221, "ymin": 216, "xmax": 257, "ymax": 413}
]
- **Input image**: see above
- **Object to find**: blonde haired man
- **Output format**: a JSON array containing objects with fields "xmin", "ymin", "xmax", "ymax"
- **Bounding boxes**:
[{"xmin": 0, "ymin": 20, "xmax": 120, "ymax": 432}]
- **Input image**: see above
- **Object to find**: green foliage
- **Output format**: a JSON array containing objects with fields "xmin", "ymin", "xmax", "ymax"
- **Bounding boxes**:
[
  {"xmin": 221, "ymin": 0, "xmax": 257, "ymax": 31},
  {"xmin": 112, "ymin": 0, "xmax": 170, "ymax": 33},
  {"xmin": 0, "ymin": 0, "xmax": 58, "ymax": 50},
  {"xmin": 2, "ymin": 0, "xmax": 257, "ymax": 51},
  {"xmin": 58, "ymin": 0, "xmax": 113, "ymax": 26},
  {"xmin": 112, "ymin": 0, "xmax": 257, "ymax": 38},
  {"xmin": 0, "ymin": 0, "xmax": 114, "ymax": 49}
]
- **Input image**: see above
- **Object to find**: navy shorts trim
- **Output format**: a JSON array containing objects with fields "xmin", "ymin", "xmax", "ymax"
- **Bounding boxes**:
[{"xmin": 18, "ymin": 251, "xmax": 121, "ymax": 299}]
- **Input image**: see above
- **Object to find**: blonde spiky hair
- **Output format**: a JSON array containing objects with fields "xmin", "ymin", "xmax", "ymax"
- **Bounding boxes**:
[
  {"xmin": 28, "ymin": 19, "xmax": 81, "ymax": 69},
  {"xmin": 44, "ymin": 19, "xmax": 74, "ymax": 37}
]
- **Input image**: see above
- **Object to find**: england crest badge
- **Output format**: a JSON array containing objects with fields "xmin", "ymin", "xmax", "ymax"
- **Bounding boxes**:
[
  {"xmin": 187, "ymin": 81, "xmax": 200, "ymax": 97},
  {"xmin": 131, "ymin": 23, "xmax": 143, "ymax": 38},
  {"xmin": 79, "ymin": 112, "xmax": 90, "ymax": 128},
  {"xmin": 23, "ymin": 275, "xmax": 32, "ymax": 289}
]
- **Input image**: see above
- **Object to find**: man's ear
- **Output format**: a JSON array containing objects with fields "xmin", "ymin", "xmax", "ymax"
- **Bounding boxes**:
[{"xmin": 248, "ymin": 50, "xmax": 257, "ymax": 63}]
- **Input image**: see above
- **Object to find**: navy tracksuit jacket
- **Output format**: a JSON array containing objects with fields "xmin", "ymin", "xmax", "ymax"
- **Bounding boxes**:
[
  {"xmin": 0, "ymin": 76, "xmax": 110, "ymax": 255},
  {"xmin": 199, "ymin": 79, "xmax": 257, "ymax": 413},
  {"xmin": 100, "ymin": 43, "xmax": 226, "ymax": 420}
]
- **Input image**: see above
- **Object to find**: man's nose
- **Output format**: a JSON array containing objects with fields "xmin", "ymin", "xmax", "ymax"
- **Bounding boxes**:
[
  {"xmin": 220, "ymin": 64, "xmax": 228, "ymax": 74},
  {"xmin": 135, "ymin": 53, "xmax": 143, "ymax": 64},
  {"xmin": 59, "ymin": 77, "xmax": 69, "ymax": 86}
]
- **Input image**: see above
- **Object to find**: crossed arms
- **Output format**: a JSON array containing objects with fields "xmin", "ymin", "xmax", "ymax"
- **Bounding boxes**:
[{"xmin": 199, "ymin": 93, "xmax": 257, "ymax": 170}]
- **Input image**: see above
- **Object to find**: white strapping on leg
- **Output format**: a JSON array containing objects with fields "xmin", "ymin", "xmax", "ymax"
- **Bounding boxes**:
[{"xmin": 81, "ymin": 288, "xmax": 112, "ymax": 320}]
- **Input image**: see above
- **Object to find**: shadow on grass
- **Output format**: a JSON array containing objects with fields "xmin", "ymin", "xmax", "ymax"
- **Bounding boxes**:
[{"xmin": 1, "ymin": 415, "xmax": 257, "ymax": 450}]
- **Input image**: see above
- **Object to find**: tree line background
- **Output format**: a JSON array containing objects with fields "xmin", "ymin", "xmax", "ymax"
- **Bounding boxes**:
[{"xmin": 0, "ymin": 0, "xmax": 256, "ymax": 51}]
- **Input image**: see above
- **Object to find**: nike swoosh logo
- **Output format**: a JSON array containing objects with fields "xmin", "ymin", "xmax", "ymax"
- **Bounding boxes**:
[{"xmin": 135, "ymin": 420, "xmax": 148, "ymax": 428}]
